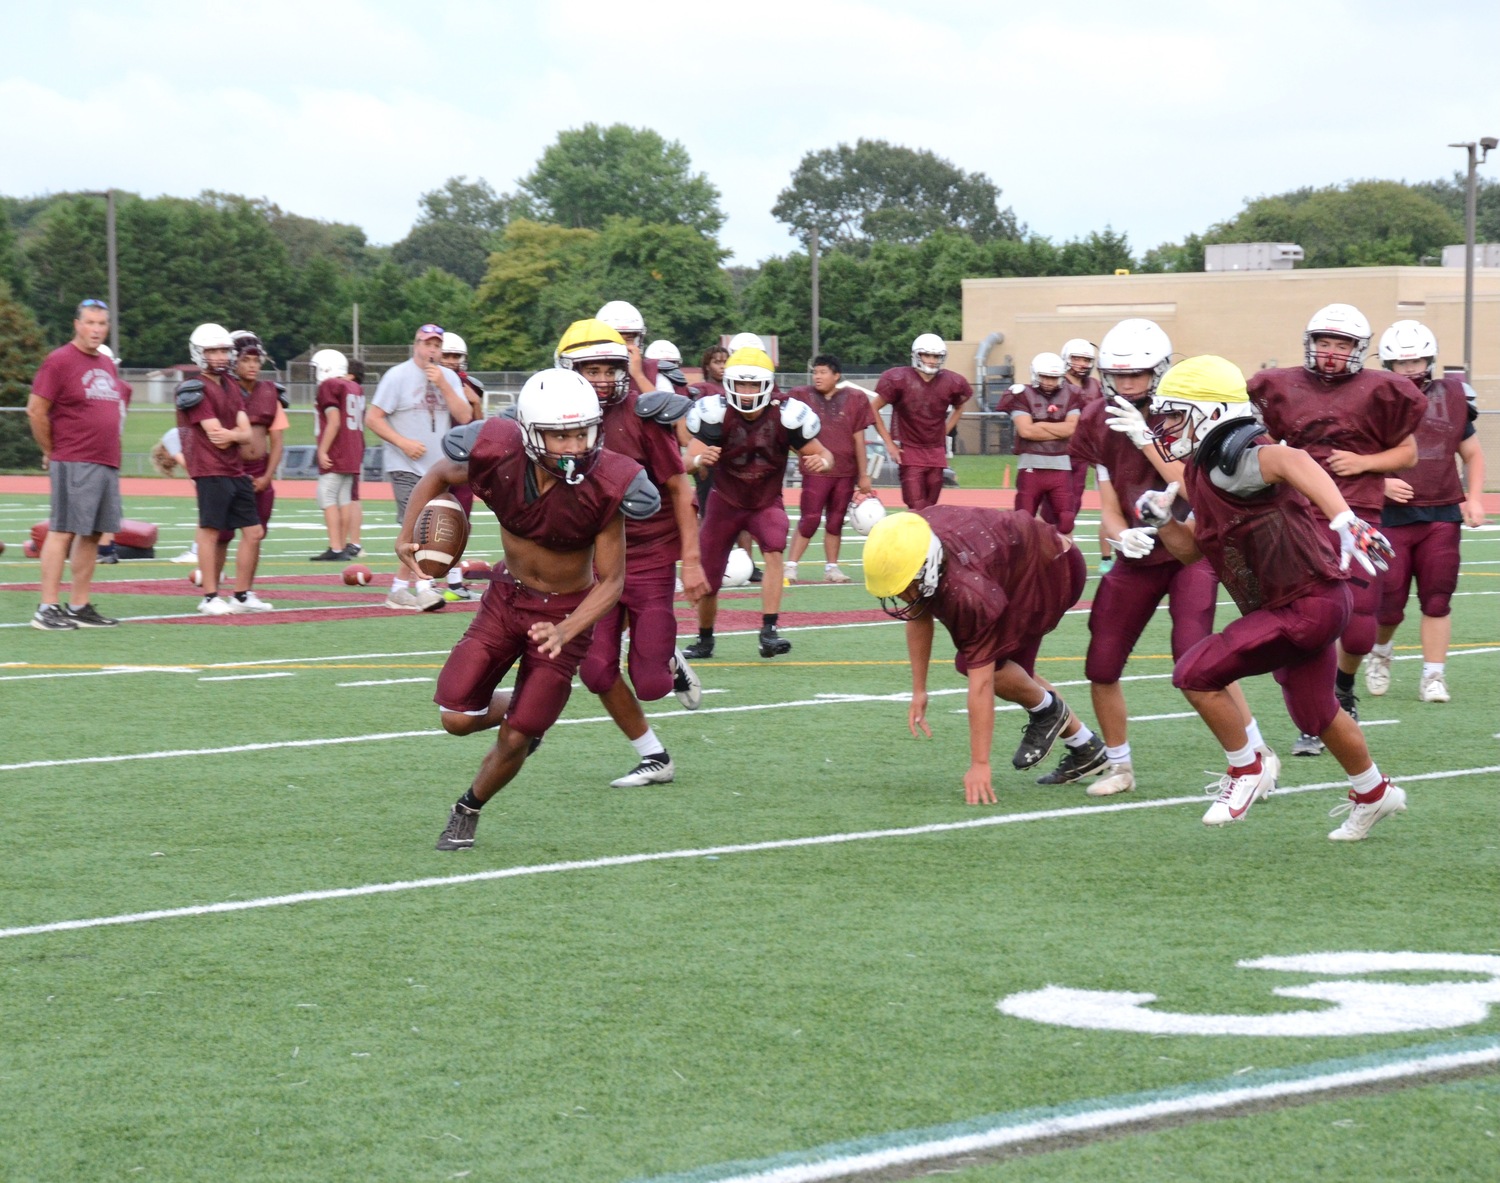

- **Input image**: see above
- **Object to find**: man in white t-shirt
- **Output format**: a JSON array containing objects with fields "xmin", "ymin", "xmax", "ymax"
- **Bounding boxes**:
[{"xmin": 366, "ymin": 323, "xmax": 475, "ymax": 610}]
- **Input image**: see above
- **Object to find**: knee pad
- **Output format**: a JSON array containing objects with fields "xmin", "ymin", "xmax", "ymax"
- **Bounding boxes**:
[
  {"xmin": 578, "ymin": 652, "xmax": 620, "ymax": 695},
  {"xmin": 1418, "ymin": 589, "xmax": 1453, "ymax": 619}
]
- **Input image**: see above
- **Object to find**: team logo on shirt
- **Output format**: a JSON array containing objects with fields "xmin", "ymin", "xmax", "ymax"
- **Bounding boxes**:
[{"xmin": 83, "ymin": 368, "xmax": 121, "ymax": 402}]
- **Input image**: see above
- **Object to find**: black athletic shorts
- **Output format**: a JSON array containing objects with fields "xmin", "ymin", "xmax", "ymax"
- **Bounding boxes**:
[{"xmin": 195, "ymin": 475, "xmax": 260, "ymax": 532}]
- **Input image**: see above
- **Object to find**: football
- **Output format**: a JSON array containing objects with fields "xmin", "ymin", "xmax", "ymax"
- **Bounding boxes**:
[
  {"xmin": 0, "ymin": 539, "xmax": 6, "ymax": 555},
  {"xmin": 412, "ymin": 496, "xmax": 469, "ymax": 578},
  {"xmin": 23, "ymin": 539, "xmax": 40, "ymax": 559},
  {"xmin": 189, "ymin": 568, "xmax": 203, "ymax": 586},
  {"xmin": 343, "ymin": 563, "xmax": 374, "ymax": 586},
  {"xmin": 460, "ymin": 557, "xmax": 491, "ymax": 577}
]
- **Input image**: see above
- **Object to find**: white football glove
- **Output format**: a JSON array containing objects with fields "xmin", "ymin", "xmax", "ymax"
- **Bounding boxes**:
[
  {"xmin": 1134, "ymin": 481, "xmax": 1180, "ymax": 528},
  {"xmin": 1329, "ymin": 510, "xmax": 1394, "ymax": 576},
  {"xmin": 1104, "ymin": 395, "xmax": 1151, "ymax": 448},
  {"xmin": 1108, "ymin": 526, "xmax": 1158, "ymax": 560}
]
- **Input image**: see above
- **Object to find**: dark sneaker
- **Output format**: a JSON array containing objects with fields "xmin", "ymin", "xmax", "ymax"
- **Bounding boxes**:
[
  {"xmin": 1035, "ymin": 734, "xmax": 1108, "ymax": 784},
  {"xmin": 310, "ymin": 548, "xmax": 345, "ymax": 561},
  {"xmin": 345, "ymin": 543, "xmax": 363, "ymax": 557},
  {"xmin": 1292, "ymin": 731, "xmax": 1325, "ymax": 757},
  {"xmin": 758, "ymin": 625, "xmax": 791, "ymax": 658},
  {"xmin": 1335, "ymin": 688, "xmax": 1359, "ymax": 722},
  {"xmin": 682, "ymin": 636, "xmax": 715, "ymax": 660},
  {"xmin": 1013, "ymin": 693, "xmax": 1070, "ymax": 770},
  {"xmin": 435, "ymin": 803, "xmax": 480, "ymax": 851},
  {"xmin": 65, "ymin": 603, "xmax": 119, "ymax": 628},
  {"xmin": 748, "ymin": 564, "xmax": 764, "ymax": 584},
  {"xmin": 96, "ymin": 548, "xmax": 119, "ymax": 565},
  {"xmin": 31, "ymin": 604, "xmax": 78, "ymax": 631},
  {"xmin": 610, "ymin": 753, "xmax": 676, "ymax": 787}
]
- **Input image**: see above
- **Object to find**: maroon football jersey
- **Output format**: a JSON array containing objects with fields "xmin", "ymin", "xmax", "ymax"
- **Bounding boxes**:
[
  {"xmin": 1400, "ymin": 376, "xmax": 1471, "ymax": 506},
  {"xmin": 465, "ymin": 418, "xmax": 641, "ymax": 553},
  {"xmin": 1068, "ymin": 400, "xmax": 1175, "ymax": 568},
  {"xmin": 999, "ymin": 382, "xmax": 1081, "ymax": 457},
  {"xmin": 1064, "ymin": 375, "xmax": 1106, "ymax": 409},
  {"xmin": 1182, "ymin": 442, "xmax": 1345, "ymax": 614},
  {"xmin": 178, "ymin": 374, "xmax": 248, "ymax": 479},
  {"xmin": 1248, "ymin": 366, "xmax": 1427, "ymax": 514},
  {"xmin": 601, "ymin": 390, "xmax": 688, "ymax": 570},
  {"xmin": 237, "ymin": 377, "xmax": 282, "ymax": 428},
  {"xmin": 919, "ymin": 506, "xmax": 1076, "ymax": 669},
  {"xmin": 787, "ymin": 385, "xmax": 875, "ymax": 478},
  {"xmin": 316, "ymin": 378, "xmax": 366, "ymax": 474},
  {"xmin": 875, "ymin": 366, "xmax": 972, "ymax": 467},
  {"xmin": 703, "ymin": 394, "xmax": 806, "ymax": 511}
]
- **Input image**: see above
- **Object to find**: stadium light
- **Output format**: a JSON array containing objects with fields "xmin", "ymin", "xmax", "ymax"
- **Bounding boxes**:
[{"xmin": 1447, "ymin": 138, "xmax": 1496, "ymax": 379}]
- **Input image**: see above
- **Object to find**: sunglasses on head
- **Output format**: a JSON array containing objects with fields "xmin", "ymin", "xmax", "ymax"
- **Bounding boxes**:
[{"xmin": 78, "ymin": 299, "xmax": 109, "ymax": 311}]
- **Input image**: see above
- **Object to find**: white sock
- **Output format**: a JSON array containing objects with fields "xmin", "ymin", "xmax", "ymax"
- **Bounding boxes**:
[
  {"xmin": 1105, "ymin": 743, "xmax": 1131, "ymax": 763},
  {"xmin": 825, "ymin": 561, "xmax": 839, "ymax": 570},
  {"xmin": 1349, "ymin": 764, "xmax": 1384, "ymax": 794},
  {"xmin": 1065, "ymin": 725, "xmax": 1095, "ymax": 748},
  {"xmin": 1423, "ymin": 662, "xmax": 1445, "ymax": 677},
  {"xmin": 1245, "ymin": 718, "xmax": 1264, "ymax": 750},
  {"xmin": 1029, "ymin": 691, "xmax": 1054, "ymax": 715},
  {"xmin": 1372, "ymin": 641, "xmax": 1394, "ymax": 658},
  {"xmin": 1224, "ymin": 741, "xmax": 1257, "ymax": 768},
  {"xmin": 631, "ymin": 728, "xmax": 663, "ymax": 758},
  {"xmin": 447, "ymin": 569, "xmax": 463, "ymax": 587},
  {"xmin": 391, "ymin": 578, "xmax": 409, "ymax": 592}
]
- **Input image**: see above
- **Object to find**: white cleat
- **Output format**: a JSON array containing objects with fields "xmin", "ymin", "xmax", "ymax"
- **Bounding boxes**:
[
  {"xmin": 232, "ymin": 591, "xmax": 274, "ymax": 613},
  {"xmin": 610, "ymin": 754, "xmax": 675, "ymax": 787},
  {"xmin": 1086, "ymin": 761, "xmax": 1135, "ymax": 797},
  {"xmin": 1202, "ymin": 763, "xmax": 1274, "ymax": 826},
  {"xmin": 784, "ymin": 561, "xmax": 798, "ymax": 584},
  {"xmin": 1328, "ymin": 781, "xmax": 1407, "ymax": 841},
  {"xmin": 1364, "ymin": 651, "xmax": 1391, "ymax": 696},
  {"xmin": 824, "ymin": 563, "xmax": 851, "ymax": 584},
  {"xmin": 670, "ymin": 649, "xmax": 702, "ymax": 710},
  {"xmin": 1255, "ymin": 744, "xmax": 1281, "ymax": 793},
  {"xmin": 172, "ymin": 549, "xmax": 200, "ymax": 565},
  {"xmin": 1419, "ymin": 671, "xmax": 1450, "ymax": 703},
  {"xmin": 196, "ymin": 596, "xmax": 233, "ymax": 616}
]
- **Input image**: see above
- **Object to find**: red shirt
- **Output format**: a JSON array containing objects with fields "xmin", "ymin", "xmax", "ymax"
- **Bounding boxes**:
[
  {"xmin": 1248, "ymin": 366, "xmax": 1427, "ymax": 515},
  {"xmin": 316, "ymin": 378, "xmax": 367, "ymax": 474},
  {"xmin": 31, "ymin": 343, "xmax": 129, "ymax": 468},
  {"xmin": 921, "ymin": 507, "xmax": 1076, "ymax": 669},
  {"xmin": 875, "ymin": 366, "xmax": 971, "ymax": 468},
  {"xmin": 177, "ymin": 374, "xmax": 247, "ymax": 479},
  {"xmin": 600, "ymin": 391, "xmax": 688, "ymax": 572},
  {"xmin": 787, "ymin": 385, "xmax": 875, "ymax": 478},
  {"xmin": 1069, "ymin": 400, "xmax": 1177, "ymax": 568}
]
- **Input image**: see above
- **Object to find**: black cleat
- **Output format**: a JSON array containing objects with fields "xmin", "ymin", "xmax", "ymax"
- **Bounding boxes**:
[
  {"xmin": 31, "ymin": 604, "xmax": 78, "ymax": 631},
  {"xmin": 436, "ymin": 803, "xmax": 480, "ymax": 851},
  {"xmin": 310, "ymin": 548, "xmax": 345, "ymax": 561},
  {"xmin": 758, "ymin": 625, "xmax": 791, "ymax": 658},
  {"xmin": 1035, "ymin": 735, "xmax": 1108, "ymax": 784},
  {"xmin": 682, "ymin": 636, "xmax": 715, "ymax": 660},
  {"xmin": 748, "ymin": 564, "xmax": 764, "ymax": 584},
  {"xmin": 65, "ymin": 603, "xmax": 119, "ymax": 628},
  {"xmin": 1335, "ymin": 688, "xmax": 1359, "ymax": 722},
  {"xmin": 1013, "ymin": 693, "xmax": 1070, "ymax": 770},
  {"xmin": 1292, "ymin": 732, "xmax": 1325, "ymax": 757}
]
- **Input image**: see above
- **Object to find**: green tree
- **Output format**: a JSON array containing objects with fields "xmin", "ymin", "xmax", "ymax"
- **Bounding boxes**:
[
  {"xmin": 0, "ymin": 279, "xmax": 46, "ymax": 468},
  {"xmin": 471, "ymin": 220, "xmax": 598, "ymax": 368},
  {"xmin": 1411, "ymin": 172, "xmax": 1500, "ymax": 244},
  {"xmin": 1138, "ymin": 233, "xmax": 1206, "ymax": 273},
  {"xmin": 391, "ymin": 220, "xmax": 492, "ymax": 286},
  {"xmin": 517, "ymin": 124, "xmax": 725, "ymax": 235},
  {"xmin": 773, "ymin": 139, "xmax": 1020, "ymax": 250},
  {"xmin": 417, "ymin": 176, "xmax": 514, "ymax": 231}
]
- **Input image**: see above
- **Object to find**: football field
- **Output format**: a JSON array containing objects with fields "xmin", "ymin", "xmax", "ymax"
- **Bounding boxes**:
[{"xmin": 1, "ymin": 489, "xmax": 1497, "ymax": 1182}]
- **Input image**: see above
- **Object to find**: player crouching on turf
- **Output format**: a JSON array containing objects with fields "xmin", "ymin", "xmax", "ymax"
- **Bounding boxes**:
[
  {"xmin": 863, "ymin": 509, "xmax": 1104, "ymax": 805},
  {"xmin": 1141, "ymin": 355, "xmax": 1407, "ymax": 839},
  {"xmin": 558, "ymin": 318, "xmax": 710, "ymax": 788},
  {"xmin": 398, "ymin": 369, "xmax": 661, "ymax": 851},
  {"xmin": 682, "ymin": 347, "xmax": 835, "ymax": 659}
]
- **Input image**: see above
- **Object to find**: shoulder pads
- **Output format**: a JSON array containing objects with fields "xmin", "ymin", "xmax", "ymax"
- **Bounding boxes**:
[
  {"xmin": 499, "ymin": 403, "xmax": 520, "ymax": 421},
  {"xmin": 274, "ymin": 382, "xmax": 289, "ymax": 408},
  {"xmin": 657, "ymin": 363, "xmax": 688, "ymax": 389},
  {"xmin": 685, "ymin": 395, "xmax": 726, "ymax": 435},
  {"xmin": 780, "ymin": 398, "xmax": 821, "ymax": 438},
  {"xmin": 442, "ymin": 420, "xmax": 485, "ymax": 463},
  {"xmin": 620, "ymin": 468, "xmax": 662, "ymax": 521},
  {"xmin": 635, "ymin": 389, "xmax": 693, "ymax": 424},
  {"xmin": 1199, "ymin": 418, "xmax": 1266, "ymax": 477},
  {"xmin": 174, "ymin": 379, "xmax": 206, "ymax": 410},
  {"xmin": 1463, "ymin": 382, "xmax": 1479, "ymax": 422}
]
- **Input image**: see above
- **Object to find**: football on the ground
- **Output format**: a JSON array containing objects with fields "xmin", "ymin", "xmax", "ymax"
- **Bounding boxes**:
[
  {"xmin": 0, "ymin": 539, "xmax": 6, "ymax": 555},
  {"xmin": 343, "ymin": 563, "xmax": 374, "ymax": 586},
  {"xmin": 412, "ymin": 497, "xmax": 469, "ymax": 578},
  {"xmin": 23, "ymin": 539, "xmax": 40, "ymax": 558},
  {"xmin": 189, "ymin": 568, "xmax": 203, "ymax": 586},
  {"xmin": 460, "ymin": 557, "xmax": 491, "ymax": 577}
]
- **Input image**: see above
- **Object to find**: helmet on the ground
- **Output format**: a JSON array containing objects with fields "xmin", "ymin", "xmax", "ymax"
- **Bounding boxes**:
[{"xmin": 722, "ymin": 547, "xmax": 754, "ymax": 588}]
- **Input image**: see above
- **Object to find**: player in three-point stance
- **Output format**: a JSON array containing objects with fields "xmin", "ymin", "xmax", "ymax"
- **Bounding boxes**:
[
  {"xmin": 1141, "ymin": 355, "xmax": 1406, "ymax": 839},
  {"xmin": 863, "ymin": 508, "xmax": 1103, "ymax": 805},
  {"xmin": 397, "ymin": 369, "xmax": 661, "ymax": 851}
]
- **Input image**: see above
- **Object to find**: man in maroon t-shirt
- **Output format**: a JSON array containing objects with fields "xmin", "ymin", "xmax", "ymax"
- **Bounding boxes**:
[
  {"xmin": 873, "ymin": 333, "xmax": 969, "ymax": 509},
  {"xmin": 175, "ymin": 323, "xmax": 263, "ymax": 617},
  {"xmin": 311, "ymin": 349, "xmax": 365, "ymax": 560},
  {"xmin": 786, "ymin": 353, "xmax": 876, "ymax": 584},
  {"xmin": 683, "ymin": 347, "xmax": 834, "ymax": 659},
  {"xmin": 863, "ymin": 507, "xmax": 1100, "ymax": 805},
  {"xmin": 1146, "ymin": 355, "xmax": 1405, "ymax": 840},
  {"xmin": 1248, "ymin": 303, "xmax": 1425, "ymax": 755},
  {"xmin": 394, "ymin": 368, "xmax": 659, "ymax": 851},
  {"xmin": 25, "ymin": 299, "xmax": 126, "ymax": 630}
]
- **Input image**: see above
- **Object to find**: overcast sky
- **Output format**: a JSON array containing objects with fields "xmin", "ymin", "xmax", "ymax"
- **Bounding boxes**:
[{"xmin": 5, "ymin": 1, "xmax": 1498, "ymax": 265}]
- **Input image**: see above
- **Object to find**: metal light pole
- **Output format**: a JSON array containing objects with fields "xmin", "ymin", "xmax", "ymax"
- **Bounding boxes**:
[
  {"xmin": 1448, "ymin": 136, "xmax": 1497, "ymax": 379},
  {"xmin": 809, "ymin": 224, "xmax": 820, "ymax": 362},
  {"xmin": 81, "ymin": 189, "xmax": 120, "ymax": 357}
]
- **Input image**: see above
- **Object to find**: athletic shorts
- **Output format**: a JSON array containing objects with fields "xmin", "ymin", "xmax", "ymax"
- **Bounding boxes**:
[
  {"xmin": 797, "ymin": 473, "xmax": 857, "ymax": 539},
  {"xmin": 390, "ymin": 470, "xmax": 420, "ymax": 525},
  {"xmin": 699, "ymin": 493, "xmax": 790, "ymax": 589},
  {"xmin": 317, "ymin": 472, "xmax": 357, "ymax": 509},
  {"xmin": 49, "ymin": 460, "xmax": 121, "ymax": 537},
  {"xmin": 195, "ymin": 475, "xmax": 260, "ymax": 533}
]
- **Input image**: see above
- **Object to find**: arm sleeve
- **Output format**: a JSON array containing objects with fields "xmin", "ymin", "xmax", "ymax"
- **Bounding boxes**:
[{"xmin": 1208, "ymin": 445, "xmax": 1271, "ymax": 496}]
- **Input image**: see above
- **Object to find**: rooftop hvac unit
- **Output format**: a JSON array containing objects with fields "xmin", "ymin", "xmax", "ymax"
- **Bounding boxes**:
[{"xmin": 1204, "ymin": 243, "xmax": 1304, "ymax": 272}]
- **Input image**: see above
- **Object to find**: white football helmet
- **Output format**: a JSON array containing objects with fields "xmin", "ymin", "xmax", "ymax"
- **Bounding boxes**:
[
  {"xmin": 850, "ymin": 496, "xmax": 887, "ymax": 536},
  {"xmin": 723, "ymin": 347, "xmax": 776, "ymax": 414},
  {"xmin": 1303, "ymin": 303, "xmax": 1372, "ymax": 375},
  {"xmin": 722, "ymin": 546, "xmax": 754, "ymax": 588},
  {"xmin": 1030, "ymin": 352, "xmax": 1068, "ymax": 383},
  {"xmin": 644, "ymin": 339, "xmax": 681, "ymax": 366},
  {"xmin": 596, "ymin": 300, "xmax": 647, "ymax": 347},
  {"xmin": 1378, "ymin": 320, "xmax": 1437, "ymax": 381},
  {"xmin": 1097, "ymin": 319, "xmax": 1173, "ymax": 401},
  {"xmin": 441, "ymin": 332, "xmax": 468, "ymax": 365},
  {"xmin": 727, "ymin": 331, "xmax": 766, "ymax": 353},
  {"xmin": 98, "ymin": 343, "xmax": 118, "ymax": 366},
  {"xmin": 515, "ymin": 368, "xmax": 604, "ymax": 485},
  {"xmin": 1060, "ymin": 338, "xmax": 1096, "ymax": 369},
  {"xmin": 189, "ymin": 323, "xmax": 235, "ymax": 372},
  {"xmin": 911, "ymin": 333, "xmax": 947, "ymax": 375},
  {"xmin": 312, "ymin": 349, "xmax": 348, "ymax": 384}
]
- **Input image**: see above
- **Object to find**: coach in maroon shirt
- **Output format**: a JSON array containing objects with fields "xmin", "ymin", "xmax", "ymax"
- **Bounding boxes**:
[{"xmin": 25, "ymin": 299, "xmax": 126, "ymax": 630}]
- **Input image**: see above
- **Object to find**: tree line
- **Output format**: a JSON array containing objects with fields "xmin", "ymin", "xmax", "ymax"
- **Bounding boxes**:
[{"xmin": 1, "ymin": 125, "xmax": 1495, "ymax": 463}]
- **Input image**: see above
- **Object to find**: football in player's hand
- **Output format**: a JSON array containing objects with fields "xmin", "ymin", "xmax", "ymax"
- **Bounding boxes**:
[
  {"xmin": 343, "ymin": 564, "xmax": 374, "ymax": 586},
  {"xmin": 413, "ymin": 497, "xmax": 469, "ymax": 578}
]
